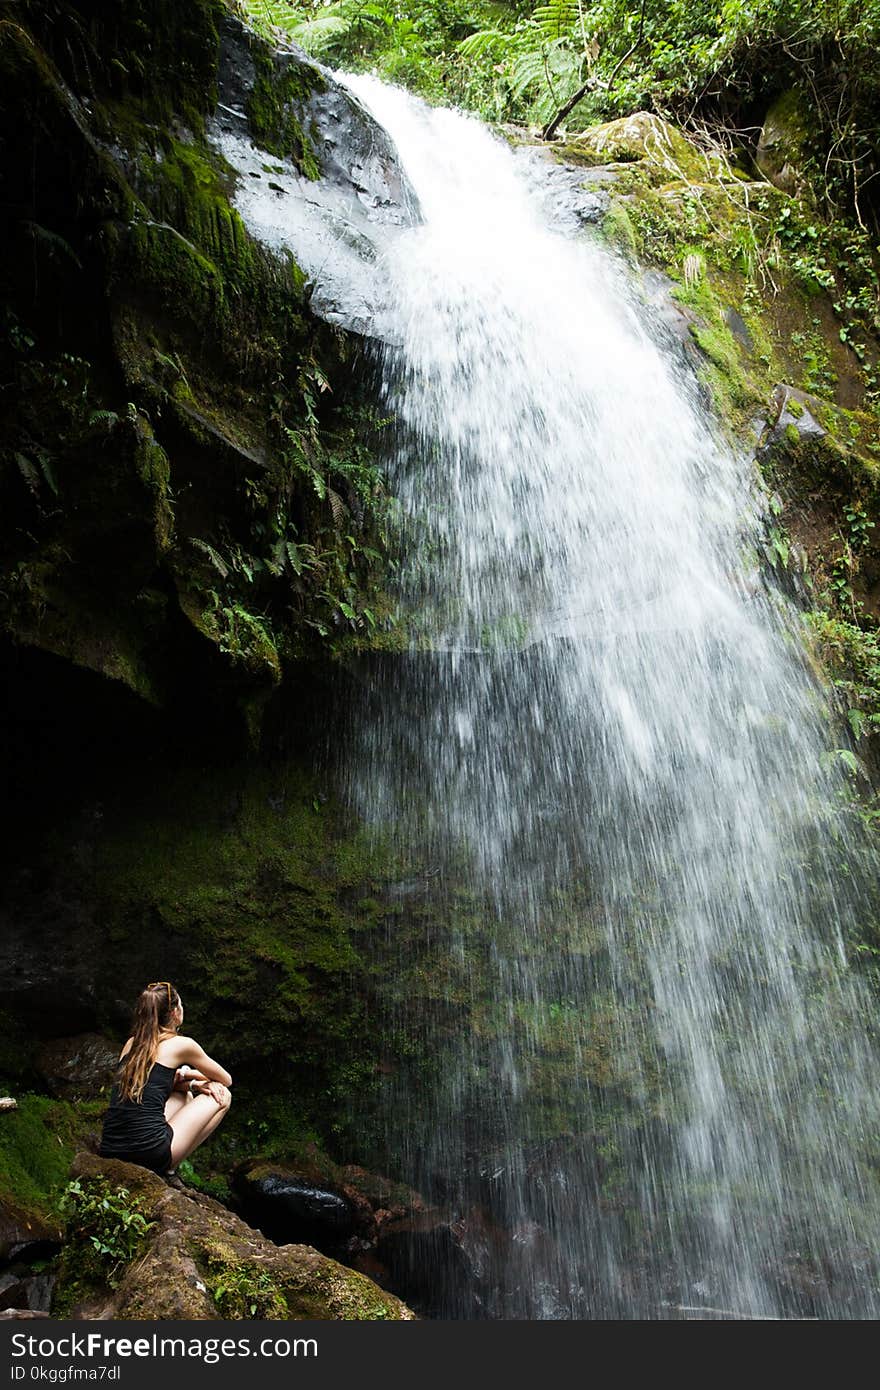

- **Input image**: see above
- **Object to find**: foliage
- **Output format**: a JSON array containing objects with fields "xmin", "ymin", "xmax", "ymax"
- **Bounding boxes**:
[
  {"xmin": 246, "ymin": 0, "xmax": 880, "ymax": 229},
  {"xmin": 0, "ymin": 1094, "xmax": 100, "ymax": 1222},
  {"xmin": 807, "ymin": 611, "xmax": 880, "ymax": 743},
  {"xmin": 59, "ymin": 1177, "xmax": 154, "ymax": 1287},
  {"xmin": 208, "ymin": 1258, "xmax": 288, "ymax": 1318}
]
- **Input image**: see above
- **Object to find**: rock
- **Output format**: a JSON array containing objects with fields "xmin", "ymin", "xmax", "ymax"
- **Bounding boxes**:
[
  {"xmin": 233, "ymin": 1156, "xmax": 377, "ymax": 1253},
  {"xmin": 59, "ymin": 1154, "xmax": 414, "ymax": 1320},
  {"xmin": 208, "ymin": 15, "xmax": 419, "ymax": 338},
  {"xmin": 0, "ymin": 1198, "xmax": 61, "ymax": 1265},
  {"xmin": 757, "ymin": 90, "xmax": 813, "ymax": 196},
  {"xmin": 558, "ymin": 112, "xmax": 709, "ymax": 183},
  {"xmin": 0, "ymin": 1309, "xmax": 50, "ymax": 1319},
  {"xmin": 371, "ymin": 1208, "xmax": 487, "ymax": 1317},
  {"xmin": 339, "ymin": 1164, "xmax": 425, "ymax": 1223},
  {"xmin": 36, "ymin": 1034, "xmax": 119, "ymax": 1101},
  {"xmin": 640, "ymin": 268, "xmax": 704, "ymax": 362},
  {"xmin": 767, "ymin": 384, "xmax": 827, "ymax": 441},
  {"xmin": 233, "ymin": 1166, "xmax": 361, "ymax": 1251},
  {"xmin": 0, "ymin": 1271, "xmax": 55, "ymax": 1313},
  {"xmin": 514, "ymin": 146, "xmax": 609, "ymax": 229},
  {"xmin": 0, "ymin": 1099, "xmax": 16, "ymax": 1113}
]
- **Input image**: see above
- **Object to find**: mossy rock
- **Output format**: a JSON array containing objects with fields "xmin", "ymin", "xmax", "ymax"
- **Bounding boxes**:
[
  {"xmin": 0, "ymin": 0, "xmax": 398, "ymax": 735},
  {"xmin": 57, "ymin": 1154, "xmax": 414, "ymax": 1320},
  {"xmin": 757, "ymin": 89, "xmax": 814, "ymax": 197},
  {"xmin": 0, "ymin": 1094, "xmax": 104, "ymax": 1245},
  {"xmin": 559, "ymin": 112, "xmax": 710, "ymax": 184}
]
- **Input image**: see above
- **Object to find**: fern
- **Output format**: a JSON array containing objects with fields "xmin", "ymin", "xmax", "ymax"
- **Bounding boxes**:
[
  {"xmin": 14, "ymin": 450, "xmax": 58, "ymax": 497},
  {"xmin": 457, "ymin": 28, "xmax": 509, "ymax": 59},
  {"xmin": 287, "ymin": 12, "xmax": 355, "ymax": 53},
  {"xmin": 88, "ymin": 409, "xmax": 120, "ymax": 430},
  {"xmin": 189, "ymin": 537, "xmax": 230, "ymax": 579},
  {"xmin": 531, "ymin": 1, "xmax": 581, "ymax": 43},
  {"xmin": 328, "ymin": 487, "xmax": 348, "ymax": 529}
]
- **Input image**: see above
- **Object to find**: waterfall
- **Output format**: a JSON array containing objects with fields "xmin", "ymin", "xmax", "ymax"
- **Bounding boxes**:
[{"xmin": 335, "ymin": 77, "xmax": 880, "ymax": 1318}]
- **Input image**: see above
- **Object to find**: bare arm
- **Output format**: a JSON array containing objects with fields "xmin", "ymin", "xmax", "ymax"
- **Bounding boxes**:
[{"xmin": 175, "ymin": 1037, "xmax": 232, "ymax": 1087}]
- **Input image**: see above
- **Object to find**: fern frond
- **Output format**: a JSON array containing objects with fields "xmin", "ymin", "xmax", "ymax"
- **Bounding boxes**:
[
  {"xmin": 14, "ymin": 452, "xmax": 40, "ymax": 495},
  {"xmin": 287, "ymin": 12, "xmax": 356, "ymax": 54},
  {"xmin": 328, "ymin": 487, "xmax": 349, "ymax": 529},
  {"xmin": 509, "ymin": 47, "xmax": 548, "ymax": 100},
  {"xmin": 457, "ymin": 28, "xmax": 509, "ymax": 59},
  {"xmin": 189, "ymin": 537, "xmax": 230, "ymax": 579},
  {"xmin": 531, "ymin": 1, "xmax": 580, "ymax": 44}
]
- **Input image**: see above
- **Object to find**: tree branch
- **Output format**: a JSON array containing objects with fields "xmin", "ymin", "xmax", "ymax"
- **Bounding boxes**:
[{"xmin": 542, "ymin": 0, "xmax": 647, "ymax": 142}]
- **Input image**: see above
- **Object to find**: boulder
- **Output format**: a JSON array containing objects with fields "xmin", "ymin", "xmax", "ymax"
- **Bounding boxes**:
[
  {"xmin": 58, "ymin": 1154, "xmax": 414, "ymax": 1320},
  {"xmin": 208, "ymin": 15, "xmax": 419, "ymax": 337},
  {"xmin": 36, "ymin": 1034, "xmax": 119, "ymax": 1101},
  {"xmin": 0, "ymin": 1270, "xmax": 55, "ymax": 1314},
  {"xmin": 370, "ymin": 1208, "xmax": 489, "ymax": 1317},
  {"xmin": 757, "ymin": 90, "xmax": 813, "ymax": 196},
  {"xmin": 558, "ymin": 112, "xmax": 709, "ymax": 183},
  {"xmin": 233, "ymin": 1150, "xmax": 426, "ymax": 1256},
  {"xmin": 0, "ymin": 1197, "xmax": 61, "ymax": 1265},
  {"xmin": 232, "ymin": 1161, "xmax": 368, "ymax": 1253}
]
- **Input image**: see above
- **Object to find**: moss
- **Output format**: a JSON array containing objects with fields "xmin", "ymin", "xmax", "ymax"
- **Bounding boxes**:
[
  {"xmin": 122, "ymin": 221, "xmax": 225, "ymax": 322},
  {"xmin": 246, "ymin": 46, "xmax": 324, "ymax": 179},
  {"xmin": 29, "ymin": 0, "xmax": 226, "ymax": 136},
  {"xmin": 0, "ymin": 1094, "xmax": 103, "ymax": 1228},
  {"xmin": 562, "ymin": 113, "xmax": 709, "ymax": 184},
  {"xmin": 601, "ymin": 201, "xmax": 639, "ymax": 260},
  {"xmin": 56, "ymin": 1154, "xmax": 413, "ymax": 1320},
  {"xmin": 203, "ymin": 1246, "xmax": 289, "ymax": 1318},
  {"xmin": 54, "ymin": 763, "xmax": 395, "ymax": 1148}
]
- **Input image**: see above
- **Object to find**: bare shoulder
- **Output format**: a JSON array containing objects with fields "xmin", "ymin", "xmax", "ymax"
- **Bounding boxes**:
[
  {"xmin": 172, "ymin": 1034, "xmax": 205, "ymax": 1062},
  {"xmin": 154, "ymin": 1034, "xmax": 197, "ymax": 1066}
]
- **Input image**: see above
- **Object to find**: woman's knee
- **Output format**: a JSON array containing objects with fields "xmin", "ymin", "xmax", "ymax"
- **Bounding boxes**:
[{"xmin": 214, "ymin": 1084, "xmax": 232, "ymax": 1113}]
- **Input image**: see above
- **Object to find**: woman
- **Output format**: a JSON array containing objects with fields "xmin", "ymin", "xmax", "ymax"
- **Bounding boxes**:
[{"xmin": 99, "ymin": 981, "xmax": 232, "ymax": 1176}]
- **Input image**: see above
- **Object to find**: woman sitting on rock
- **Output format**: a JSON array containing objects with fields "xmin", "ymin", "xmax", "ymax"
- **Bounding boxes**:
[{"xmin": 98, "ymin": 981, "xmax": 232, "ymax": 1177}]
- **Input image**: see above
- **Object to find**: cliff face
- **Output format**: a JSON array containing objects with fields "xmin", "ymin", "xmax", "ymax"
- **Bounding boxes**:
[
  {"xmin": 0, "ymin": 0, "xmax": 417, "ymax": 1177},
  {"xmin": 0, "ymin": 0, "xmax": 410, "ymax": 730},
  {"xmin": 2, "ymin": 3, "xmax": 880, "ymax": 1312}
]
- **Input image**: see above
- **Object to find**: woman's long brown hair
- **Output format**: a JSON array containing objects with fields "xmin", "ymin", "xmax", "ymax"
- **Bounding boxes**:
[{"xmin": 118, "ymin": 982, "xmax": 180, "ymax": 1102}]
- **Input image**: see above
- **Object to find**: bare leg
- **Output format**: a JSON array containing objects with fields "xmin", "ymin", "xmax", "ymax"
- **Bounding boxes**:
[
  {"xmin": 164, "ymin": 1091, "xmax": 191, "ymax": 1123},
  {"xmin": 168, "ymin": 1090, "xmax": 231, "ymax": 1167}
]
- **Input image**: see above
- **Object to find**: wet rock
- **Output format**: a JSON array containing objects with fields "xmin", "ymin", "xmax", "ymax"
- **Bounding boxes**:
[
  {"xmin": 514, "ymin": 147, "xmax": 609, "ymax": 229},
  {"xmin": 724, "ymin": 306, "xmax": 753, "ymax": 350},
  {"xmin": 36, "ymin": 1034, "xmax": 118, "ymax": 1101},
  {"xmin": 639, "ymin": 269, "xmax": 703, "ymax": 363},
  {"xmin": 765, "ymin": 384, "xmax": 827, "ymax": 444},
  {"xmin": 233, "ymin": 1150, "xmax": 427, "ymax": 1257},
  {"xmin": 233, "ymin": 1161, "xmax": 366, "ymax": 1252},
  {"xmin": 338, "ymin": 1164, "xmax": 425, "ymax": 1224},
  {"xmin": 59, "ymin": 1154, "xmax": 414, "ymax": 1320},
  {"xmin": 372, "ymin": 1209, "xmax": 485, "ymax": 1316},
  {"xmin": 210, "ymin": 15, "xmax": 419, "ymax": 338}
]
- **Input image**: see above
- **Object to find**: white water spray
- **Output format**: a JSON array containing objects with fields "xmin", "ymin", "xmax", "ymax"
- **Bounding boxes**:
[{"xmin": 335, "ymin": 78, "xmax": 880, "ymax": 1318}]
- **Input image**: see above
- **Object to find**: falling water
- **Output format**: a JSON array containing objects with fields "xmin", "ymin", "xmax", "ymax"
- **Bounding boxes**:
[{"xmin": 334, "ymin": 77, "xmax": 880, "ymax": 1318}]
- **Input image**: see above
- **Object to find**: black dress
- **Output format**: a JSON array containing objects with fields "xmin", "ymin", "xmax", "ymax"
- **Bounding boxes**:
[{"xmin": 98, "ymin": 1060, "xmax": 176, "ymax": 1174}]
